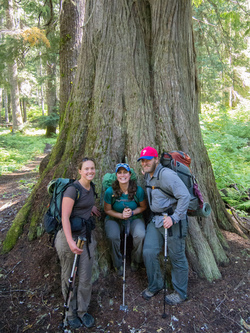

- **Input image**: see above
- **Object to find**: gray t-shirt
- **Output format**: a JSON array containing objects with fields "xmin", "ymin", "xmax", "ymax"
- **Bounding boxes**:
[{"xmin": 63, "ymin": 180, "xmax": 95, "ymax": 220}]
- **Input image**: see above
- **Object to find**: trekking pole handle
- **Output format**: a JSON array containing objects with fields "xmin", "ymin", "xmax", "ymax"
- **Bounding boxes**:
[{"xmin": 77, "ymin": 236, "xmax": 86, "ymax": 249}]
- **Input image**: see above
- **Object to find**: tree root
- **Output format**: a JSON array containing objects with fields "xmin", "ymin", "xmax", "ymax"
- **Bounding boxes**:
[{"xmin": 229, "ymin": 206, "xmax": 250, "ymax": 234}]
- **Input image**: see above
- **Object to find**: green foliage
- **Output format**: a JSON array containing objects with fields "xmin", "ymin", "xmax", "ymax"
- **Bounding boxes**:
[
  {"xmin": 235, "ymin": 200, "xmax": 250, "ymax": 213},
  {"xmin": 192, "ymin": 0, "xmax": 203, "ymax": 7},
  {"xmin": 26, "ymin": 105, "xmax": 45, "ymax": 122},
  {"xmin": 201, "ymin": 103, "xmax": 250, "ymax": 213},
  {"xmin": 193, "ymin": 0, "xmax": 250, "ymax": 104},
  {"xmin": 0, "ymin": 126, "xmax": 57, "ymax": 175},
  {"xmin": 36, "ymin": 113, "xmax": 59, "ymax": 129}
]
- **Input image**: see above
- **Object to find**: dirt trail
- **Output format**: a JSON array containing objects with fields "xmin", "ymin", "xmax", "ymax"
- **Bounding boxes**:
[{"xmin": 0, "ymin": 156, "xmax": 45, "ymax": 242}]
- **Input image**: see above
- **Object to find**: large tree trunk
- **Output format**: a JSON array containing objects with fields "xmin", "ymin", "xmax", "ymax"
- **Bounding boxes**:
[
  {"xmin": 59, "ymin": 0, "xmax": 85, "ymax": 125},
  {"xmin": 2, "ymin": 0, "xmax": 241, "ymax": 281}
]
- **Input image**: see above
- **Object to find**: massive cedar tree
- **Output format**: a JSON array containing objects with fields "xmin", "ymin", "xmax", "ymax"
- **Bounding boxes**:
[{"xmin": 3, "ymin": 0, "xmax": 240, "ymax": 281}]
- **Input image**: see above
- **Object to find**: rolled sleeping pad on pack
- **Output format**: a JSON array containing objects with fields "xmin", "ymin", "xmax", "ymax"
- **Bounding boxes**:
[{"xmin": 189, "ymin": 202, "xmax": 211, "ymax": 217}]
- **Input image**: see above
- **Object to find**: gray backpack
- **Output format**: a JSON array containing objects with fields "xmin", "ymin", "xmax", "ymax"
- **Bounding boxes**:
[{"xmin": 146, "ymin": 151, "xmax": 211, "ymax": 217}]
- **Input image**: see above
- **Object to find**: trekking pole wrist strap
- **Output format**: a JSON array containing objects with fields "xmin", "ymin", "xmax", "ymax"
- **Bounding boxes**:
[{"xmin": 170, "ymin": 216, "xmax": 175, "ymax": 224}]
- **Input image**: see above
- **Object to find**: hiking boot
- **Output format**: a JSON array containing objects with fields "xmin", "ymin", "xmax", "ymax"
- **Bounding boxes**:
[
  {"xmin": 115, "ymin": 266, "xmax": 123, "ymax": 276},
  {"xmin": 81, "ymin": 313, "xmax": 95, "ymax": 328},
  {"xmin": 131, "ymin": 261, "xmax": 139, "ymax": 272},
  {"xmin": 165, "ymin": 292, "xmax": 185, "ymax": 305},
  {"xmin": 68, "ymin": 317, "xmax": 82, "ymax": 329},
  {"xmin": 142, "ymin": 288, "xmax": 161, "ymax": 300}
]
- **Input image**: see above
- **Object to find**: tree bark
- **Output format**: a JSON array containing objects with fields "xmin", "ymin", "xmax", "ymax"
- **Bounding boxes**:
[
  {"xmin": 5, "ymin": 90, "xmax": 9, "ymax": 123},
  {"xmin": 59, "ymin": 0, "xmax": 85, "ymax": 125},
  {"xmin": 46, "ymin": 60, "xmax": 57, "ymax": 137},
  {"xmin": 22, "ymin": 98, "xmax": 27, "ymax": 123},
  {"xmin": 38, "ymin": 52, "xmax": 45, "ymax": 115},
  {"xmin": 5, "ymin": 0, "xmax": 23, "ymax": 132},
  {"xmin": 0, "ymin": 88, "xmax": 2, "ymax": 122},
  {"xmin": 2, "ymin": 0, "xmax": 241, "ymax": 281}
]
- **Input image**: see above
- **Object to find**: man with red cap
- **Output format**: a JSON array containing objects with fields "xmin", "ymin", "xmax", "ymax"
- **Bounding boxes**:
[{"xmin": 138, "ymin": 146, "xmax": 190, "ymax": 305}]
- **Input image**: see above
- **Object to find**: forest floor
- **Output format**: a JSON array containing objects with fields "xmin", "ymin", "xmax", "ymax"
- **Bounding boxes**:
[{"xmin": 0, "ymin": 156, "xmax": 249, "ymax": 333}]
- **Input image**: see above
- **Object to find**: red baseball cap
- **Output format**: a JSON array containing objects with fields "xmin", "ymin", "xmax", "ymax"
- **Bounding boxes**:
[{"xmin": 137, "ymin": 146, "xmax": 158, "ymax": 161}]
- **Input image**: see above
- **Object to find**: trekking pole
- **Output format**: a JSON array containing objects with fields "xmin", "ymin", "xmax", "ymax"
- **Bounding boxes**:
[
  {"xmin": 120, "ymin": 219, "xmax": 130, "ymax": 311},
  {"xmin": 62, "ymin": 236, "xmax": 86, "ymax": 330},
  {"xmin": 162, "ymin": 214, "xmax": 168, "ymax": 319}
]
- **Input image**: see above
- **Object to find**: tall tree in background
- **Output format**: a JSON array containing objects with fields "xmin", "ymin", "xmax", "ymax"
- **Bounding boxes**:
[
  {"xmin": 4, "ymin": 91, "xmax": 9, "ymax": 122},
  {"xmin": 46, "ymin": 58, "xmax": 57, "ymax": 136},
  {"xmin": 0, "ymin": 88, "xmax": 2, "ymax": 122},
  {"xmin": 44, "ymin": 1, "xmax": 59, "ymax": 137},
  {"xmin": 59, "ymin": 0, "xmax": 85, "ymax": 124},
  {"xmin": 5, "ymin": 0, "xmax": 23, "ymax": 131},
  {"xmin": 38, "ymin": 52, "xmax": 45, "ymax": 115},
  {"xmin": 2, "ymin": 0, "xmax": 242, "ymax": 282}
]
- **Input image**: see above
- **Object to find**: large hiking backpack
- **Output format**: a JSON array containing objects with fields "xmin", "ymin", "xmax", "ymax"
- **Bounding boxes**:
[
  {"xmin": 44, "ymin": 178, "xmax": 97, "ymax": 235},
  {"xmin": 100, "ymin": 169, "xmax": 139, "ymax": 208},
  {"xmin": 158, "ymin": 151, "xmax": 211, "ymax": 217}
]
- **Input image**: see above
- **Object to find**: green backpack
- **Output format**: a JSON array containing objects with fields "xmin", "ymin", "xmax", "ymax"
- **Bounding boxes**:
[{"xmin": 44, "ymin": 178, "xmax": 97, "ymax": 235}]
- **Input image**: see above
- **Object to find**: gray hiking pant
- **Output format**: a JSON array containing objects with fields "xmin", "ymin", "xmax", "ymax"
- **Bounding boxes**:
[
  {"xmin": 143, "ymin": 219, "xmax": 188, "ymax": 300},
  {"xmin": 55, "ymin": 229, "xmax": 96, "ymax": 320},
  {"xmin": 105, "ymin": 217, "xmax": 145, "ymax": 269}
]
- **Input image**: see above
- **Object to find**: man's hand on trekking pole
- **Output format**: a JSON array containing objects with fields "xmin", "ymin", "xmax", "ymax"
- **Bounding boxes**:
[{"xmin": 163, "ymin": 215, "xmax": 173, "ymax": 229}]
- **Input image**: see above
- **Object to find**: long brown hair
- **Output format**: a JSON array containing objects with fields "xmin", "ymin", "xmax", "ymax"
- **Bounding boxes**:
[{"xmin": 112, "ymin": 179, "xmax": 137, "ymax": 200}]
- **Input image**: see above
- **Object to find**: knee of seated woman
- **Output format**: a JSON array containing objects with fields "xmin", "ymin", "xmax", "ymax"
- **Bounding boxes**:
[{"xmin": 132, "ymin": 230, "xmax": 145, "ymax": 239}]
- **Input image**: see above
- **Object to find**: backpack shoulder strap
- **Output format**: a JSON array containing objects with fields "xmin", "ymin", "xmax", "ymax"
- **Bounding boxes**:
[
  {"xmin": 70, "ymin": 181, "xmax": 98, "ymax": 202},
  {"xmin": 157, "ymin": 167, "xmax": 175, "ymax": 198},
  {"xmin": 134, "ymin": 194, "xmax": 140, "ymax": 206},
  {"xmin": 69, "ymin": 182, "xmax": 82, "ymax": 203},
  {"xmin": 133, "ymin": 184, "xmax": 141, "ymax": 206},
  {"xmin": 145, "ymin": 167, "xmax": 175, "ymax": 201},
  {"xmin": 110, "ymin": 188, "xmax": 116, "ymax": 207},
  {"xmin": 90, "ymin": 181, "xmax": 98, "ymax": 198}
]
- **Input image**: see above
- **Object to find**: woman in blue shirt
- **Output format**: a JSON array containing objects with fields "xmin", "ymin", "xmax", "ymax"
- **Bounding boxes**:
[{"xmin": 104, "ymin": 163, "xmax": 147, "ymax": 275}]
